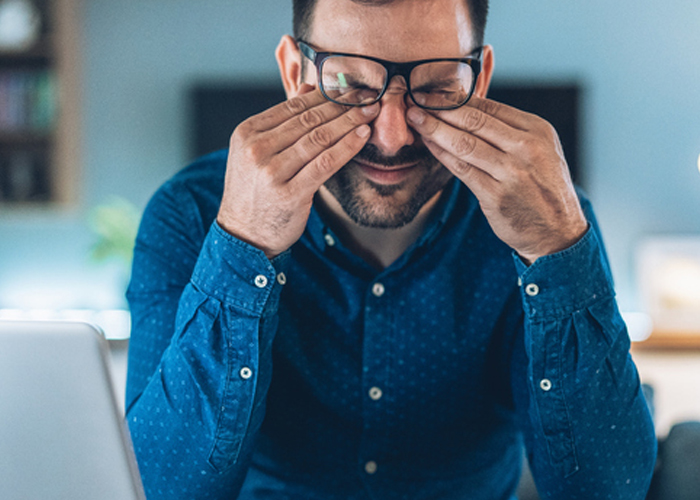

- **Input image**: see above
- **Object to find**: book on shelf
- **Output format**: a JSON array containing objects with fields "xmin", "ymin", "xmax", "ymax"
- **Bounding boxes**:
[{"xmin": 0, "ymin": 68, "xmax": 56, "ymax": 134}]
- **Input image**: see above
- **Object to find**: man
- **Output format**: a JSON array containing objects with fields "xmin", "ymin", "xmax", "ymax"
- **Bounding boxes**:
[{"xmin": 125, "ymin": 0, "xmax": 657, "ymax": 498}]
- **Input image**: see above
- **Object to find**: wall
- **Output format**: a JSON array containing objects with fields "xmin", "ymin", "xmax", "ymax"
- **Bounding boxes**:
[{"xmin": 1, "ymin": 0, "xmax": 699, "ymax": 312}]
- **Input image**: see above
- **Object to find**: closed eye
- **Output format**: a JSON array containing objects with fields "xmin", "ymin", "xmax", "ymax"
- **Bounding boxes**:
[{"xmin": 412, "ymin": 79, "xmax": 463, "ymax": 94}]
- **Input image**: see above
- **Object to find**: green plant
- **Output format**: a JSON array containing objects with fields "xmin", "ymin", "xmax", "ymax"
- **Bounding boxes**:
[{"xmin": 88, "ymin": 197, "xmax": 140, "ymax": 267}]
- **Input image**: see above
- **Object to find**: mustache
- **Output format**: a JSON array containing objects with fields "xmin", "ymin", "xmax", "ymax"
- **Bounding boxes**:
[{"xmin": 353, "ymin": 142, "xmax": 434, "ymax": 167}]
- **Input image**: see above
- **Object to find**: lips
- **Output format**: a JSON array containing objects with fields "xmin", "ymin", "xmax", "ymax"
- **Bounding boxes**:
[{"xmin": 352, "ymin": 158, "xmax": 418, "ymax": 184}]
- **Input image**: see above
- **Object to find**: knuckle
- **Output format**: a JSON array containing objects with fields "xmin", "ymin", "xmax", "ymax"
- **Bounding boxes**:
[
  {"xmin": 314, "ymin": 150, "xmax": 336, "ymax": 176},
  {"xmin": 452, "ymin": 134, "xmax": 477, "ymax": 158},
  {"xmin": 307, "ymin": 126, "xmax": 334, "ymax": 149},
  {"xmin": 452, "ymin": 158, "xmax": 474, "ymax": 176},
  {"xmin": 284, "ymin": 96, "xmax": 308, "ymax": 115},
  {"xmin": 299, "ymin": 108, "xmax": 325, "ymax": 129},
  {"xmin": 462, "ymin": 109, "xmax": 487, "ymax": 132},
  {"xmin": 242, "ymin": 139, "xmax": 269, "ymax": 164},
  {"xmin": 277, "ymin": 182, "xmax": 295, "ymax": 202},
  {"xmin": 258, "ymin": 164, "xmax": 279, "ymax": 187},
  {"xmin": 541, "ymin": 120, "xmax": 559, "ymax": 142},
  {"xmin": 229, "ymin": 130, "xmax": 239, "ymax": 149},
  {"xmin": 516, "ymin": 134, "xmax": 538, "ymax": 153},
  {"xmin": 234, "ymin": 119, "xmax": 253, "ymax": 139},
  {"xmin": 230, "ymin": 123, "xmax": 251, "ymax": 149},
  {"xmin": 524, "ymin": 143, "xmax": 550, "ymax": 167},
  {"xmin": 480, "ymin": 99, "xmax": 501, "ymax": 117}
]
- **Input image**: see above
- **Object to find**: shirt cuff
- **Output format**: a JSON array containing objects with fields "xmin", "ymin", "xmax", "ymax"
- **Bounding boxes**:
[
  {"xmin": 513, "ymin": 225, "xmax": 615, "ymax": 320},
  {"xmin": 190, "ymin": 221, "xmax": 291, "ymax": 316}
]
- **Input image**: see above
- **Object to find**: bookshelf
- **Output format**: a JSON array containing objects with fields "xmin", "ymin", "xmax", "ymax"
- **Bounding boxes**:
[{"xmin": 0, "ymin": 0, "xmax": 80, "ymax": 206}]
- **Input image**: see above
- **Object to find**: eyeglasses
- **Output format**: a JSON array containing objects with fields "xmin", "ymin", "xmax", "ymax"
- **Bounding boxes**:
[{"xmin": 297, "ymin": 40, "xmax": 483, "ymax": 111}]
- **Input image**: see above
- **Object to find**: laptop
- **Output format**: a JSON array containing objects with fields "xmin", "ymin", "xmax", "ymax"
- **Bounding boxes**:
[{"xmin": 0, "ymin": 320, "xmax": 146, "ymax": 500}]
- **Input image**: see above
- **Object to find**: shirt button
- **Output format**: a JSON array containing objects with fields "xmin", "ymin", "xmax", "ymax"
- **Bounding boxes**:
[
  {"xmin": 324, "ymin": 233, "xmax": 336, "ymax": 247},
  {"xmin": 372, "ymin": 282, "xmax": 385, "ymax": 297},
  {"xmin": 369, "ymin": 387, "xmax": 383, "ymax": 401},
  {"xmin": 525, "ymin": 283, "xmax": 540, "ymax": 297},
  {"xmin": 254, "ymin": 275, "xmax": 268, "ymax": 288},
  {"xmin": 240, "ymin": 367, "xmax": 253, "ymax": 380},
  {"xmin": 276, "ymin": 272, "xmax": 287, "ymax": 286},
  {"xmin": 364, "ymin": 460, "xmax": 378, "ymax": 474},
  {"xmin": 540, "ymin": 378, "xmax": 552, "ymax": 391}
]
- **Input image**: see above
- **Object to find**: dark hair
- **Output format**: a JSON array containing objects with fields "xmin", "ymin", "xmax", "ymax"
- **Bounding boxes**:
[{"xmin": 292, "ymin": 0, "xmax": 489, "ymax": 46}]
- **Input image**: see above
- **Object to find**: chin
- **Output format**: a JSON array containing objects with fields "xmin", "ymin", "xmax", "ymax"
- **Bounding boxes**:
[{"xmin": 324, "ymin": 160, "xmax": 453, "ymax": 229}]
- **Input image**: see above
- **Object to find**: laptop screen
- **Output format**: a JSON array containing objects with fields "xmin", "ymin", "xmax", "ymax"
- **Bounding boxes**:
[{"xmin": 0, "ymin": 321, "xmax": 145, "ymax": 500}]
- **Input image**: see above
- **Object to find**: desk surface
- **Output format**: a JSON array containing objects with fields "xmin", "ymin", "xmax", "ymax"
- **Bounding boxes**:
[{"xmin": 631, "ymin": 348, "xmax": 700, "ymax": 437}]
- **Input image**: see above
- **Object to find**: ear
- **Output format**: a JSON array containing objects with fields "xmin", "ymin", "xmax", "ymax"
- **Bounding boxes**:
[
  {"xmin": 276, "ymin": 35, "xmax": 313, "ymax": 99},
  {"xmin": 473, "ymin": 44, "xmax": 494, "ymax": 99}
]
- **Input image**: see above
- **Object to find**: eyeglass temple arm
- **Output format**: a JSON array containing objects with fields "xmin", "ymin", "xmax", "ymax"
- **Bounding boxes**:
[{"xmin": 297, "ymin": 40, "xmax": 316, "ymax": 61}]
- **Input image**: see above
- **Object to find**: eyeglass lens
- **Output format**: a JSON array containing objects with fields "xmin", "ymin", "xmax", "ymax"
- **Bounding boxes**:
[{"xmin": 320, "ymin": 56, "xmax": 475, "ymax": 109}]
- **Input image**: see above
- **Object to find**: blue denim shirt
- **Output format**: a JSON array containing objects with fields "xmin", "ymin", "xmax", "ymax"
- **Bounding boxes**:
[{"xmin": 126, "ymin": 150, "xmax": 656, "ymax": 500}]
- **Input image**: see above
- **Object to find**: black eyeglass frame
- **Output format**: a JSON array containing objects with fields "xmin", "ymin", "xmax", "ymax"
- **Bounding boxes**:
[{"xmin": 297, "ymin": 39, "xmax": 483, "ymax": 110}]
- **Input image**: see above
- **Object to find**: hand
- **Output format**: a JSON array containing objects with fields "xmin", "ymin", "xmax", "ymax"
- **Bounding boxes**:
[
  {"xmin": 407, "ymin": 97, "xmax": 588, "ymax": 264},
  {"xmin": 217, "ymin": 86, "xmax": 379, "ymax": 258}
]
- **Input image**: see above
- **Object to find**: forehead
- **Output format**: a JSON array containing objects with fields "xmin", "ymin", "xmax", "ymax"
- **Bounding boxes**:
[{"xmin": 308, "ymin": 0, "xmax": 475, "ymax": 61}]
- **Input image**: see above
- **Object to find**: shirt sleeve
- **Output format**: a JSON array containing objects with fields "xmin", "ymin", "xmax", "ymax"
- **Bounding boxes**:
[
  {"xmin": 125, "ymin": 182, "xmax": 290, "ymax": 499},
  {"xmin": 509, "ymin": 199, "xmax": 657, "ymax": 499}
]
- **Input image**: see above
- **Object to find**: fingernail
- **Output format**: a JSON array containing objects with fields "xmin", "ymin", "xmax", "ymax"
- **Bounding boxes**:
[
  {"xmin": 407, "ymin": 107, "xmax": 425, "ymax": 124},
  {"xmin": 356, "ymin": 124, "xmax": 371, "ymax": 137},
  {"xmin": 362, "ymin": 103, "xmax": 380, "ymax": 116}
]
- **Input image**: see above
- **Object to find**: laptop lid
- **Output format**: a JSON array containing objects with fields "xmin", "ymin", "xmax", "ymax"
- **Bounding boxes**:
[{"xmin": 0, "ymin": 321, "xmax": 145, "ymax": 500}]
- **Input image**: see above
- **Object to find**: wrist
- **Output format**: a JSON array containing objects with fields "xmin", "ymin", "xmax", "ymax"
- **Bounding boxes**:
[
  {"xmin": 216, "ymin": 212, "xmax": 280, "ymax": 260},
  {"xmin": 518, "ymin": 219, "xmax": 589, "ymax": 265}
]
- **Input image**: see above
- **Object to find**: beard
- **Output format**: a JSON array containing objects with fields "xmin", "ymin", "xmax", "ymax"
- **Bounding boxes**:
[{"xmin": 323, "ymin": 142, "xmax": 454, "ymax": 229}]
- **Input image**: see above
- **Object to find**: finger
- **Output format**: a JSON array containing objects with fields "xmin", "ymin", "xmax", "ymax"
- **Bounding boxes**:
[
  {"xmin": 465, "ymin": 96, "xmax": 535, "ymax": 132},
  {"xmin": 245, "ymin": 87, "xmax": 330, "ymax": 132},
  {"xmin": 407, "ymin": 107, "xmax": 509, "ymax": 180},
  {"xmin": 274, "ymin": 103, "xmax": 379, "ymax": 179},
  {"xmin": 290, "ymin": 124, "xmax": 372, "ymax": 197},
  {"xmin": 416, "ymin": 103, "xmax": 519, "ymax": 153},
  {"xmin": 269, "ymin": 97, "xmax": 375, "ymax": 155},
  {"xmin": 422, "ymin": 137, "xmax": 498, "ymax": 198}
]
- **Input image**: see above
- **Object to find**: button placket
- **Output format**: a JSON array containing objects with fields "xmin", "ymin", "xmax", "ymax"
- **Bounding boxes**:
[
  {"xmin": 254, "ymin": 274, "xmax": 268, "ymax": 288},
  {"xmin": 372, "ymin": 282, "xmax": 385, "ymax": 298},
  {"xmin": 362, "ymin": 279, "xmax": 391, "ymax": 480},
  {"xmin": 369, "ymin": 387, "xmax": 383, "ymax": 401},
  {"xmin": 364, "ymin": 460, "xmax": 378, "ymax": 475}
]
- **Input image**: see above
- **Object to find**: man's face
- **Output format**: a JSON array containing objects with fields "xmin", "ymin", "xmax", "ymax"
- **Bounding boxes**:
[{"xmin": 306, "ymin": 0, "xmax": 479, "ymax": 228}]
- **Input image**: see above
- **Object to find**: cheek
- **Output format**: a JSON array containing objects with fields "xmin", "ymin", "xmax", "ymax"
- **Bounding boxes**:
[{"xmin": 300, "ymin": 64, "xmax": 319, "ymax": 89}]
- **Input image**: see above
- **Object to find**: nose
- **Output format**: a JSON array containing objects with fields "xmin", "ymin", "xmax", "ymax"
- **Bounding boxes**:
[{"xmin": 367, "ymin": 77, "xmax": 415, "ymax": 157}]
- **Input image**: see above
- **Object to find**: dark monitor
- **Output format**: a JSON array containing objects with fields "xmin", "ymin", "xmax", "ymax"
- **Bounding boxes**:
[{"xmin": 189, "ymin": 82, "xmax": 582, "ymax": 184}]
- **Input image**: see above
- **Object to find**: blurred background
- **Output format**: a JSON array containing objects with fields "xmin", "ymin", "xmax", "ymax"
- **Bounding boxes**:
[{"xmin": 1, "ymin": 0, "xmax": 699, "ymax": 433}]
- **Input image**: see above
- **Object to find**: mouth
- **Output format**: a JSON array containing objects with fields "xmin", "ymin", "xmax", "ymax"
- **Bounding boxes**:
[{"xmin": 352, "ymin": 158, "xmax": 418, "ymax": 184}]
